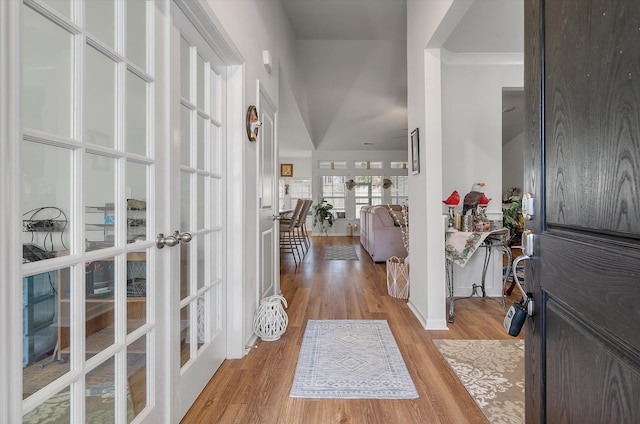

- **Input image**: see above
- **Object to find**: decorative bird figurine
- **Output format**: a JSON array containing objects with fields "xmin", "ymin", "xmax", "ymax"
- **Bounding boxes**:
[
  {"xmin": 442, "ymin": 190, "xmax": 460, "ymax": 206},
  {"xmin": 462, "ymin": 183, "xmax": 486, "ymax": 215}
]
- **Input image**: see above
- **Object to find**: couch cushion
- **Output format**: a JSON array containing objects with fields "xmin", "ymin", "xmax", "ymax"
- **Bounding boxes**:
[{"xmin": 373, "ymin": 207, "xmax": 395, "ymax": 227}]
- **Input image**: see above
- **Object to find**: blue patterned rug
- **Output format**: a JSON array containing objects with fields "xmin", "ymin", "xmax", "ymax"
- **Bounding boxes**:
[{"xmin": 290, "ymin": 320, "xmax": 419, "ymax": 399}]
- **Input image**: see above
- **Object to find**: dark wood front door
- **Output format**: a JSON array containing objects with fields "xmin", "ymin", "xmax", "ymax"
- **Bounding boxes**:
[{"xmin": 525, "ymin": 0, "xmax": 640, "ymax": 422}]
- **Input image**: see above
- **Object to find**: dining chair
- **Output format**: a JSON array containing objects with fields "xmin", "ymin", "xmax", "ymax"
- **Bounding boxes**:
[{"xmin": 280, "ymin": 199, "xmax": 304, "ymax": 266}]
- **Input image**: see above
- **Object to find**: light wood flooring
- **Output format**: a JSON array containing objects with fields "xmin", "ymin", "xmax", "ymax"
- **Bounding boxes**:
[{"xmin": 182, "ymin": 236, "xmax": 523, "ymax": 423}]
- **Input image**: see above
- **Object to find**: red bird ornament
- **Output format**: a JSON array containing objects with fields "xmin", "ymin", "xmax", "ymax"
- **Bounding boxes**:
[
  {"xmin": 478, "ymin": 193, "xmax": 491, "ymax": 205},
  {"xmin": 443, "ymin": 190, "xmax": 460, "ymax": 206}
]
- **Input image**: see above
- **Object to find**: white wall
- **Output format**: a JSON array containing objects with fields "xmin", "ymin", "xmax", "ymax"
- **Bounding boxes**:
[
  {"xmin": 205, "ymin": 1, "xmax": 304, "ymax": 353},
  {"xmin": 502, "ymin": 131, "xmax": 524, "ymax": 196},
  {"xmin": 442, "ymin": 63, "xmax": 523, "ymax": 217}
]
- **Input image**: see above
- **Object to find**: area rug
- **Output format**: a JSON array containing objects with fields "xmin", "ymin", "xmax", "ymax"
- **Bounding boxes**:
[
  {"xmin": 433, "ymin": 339, "xmax": 524, "ymax": 424},
  {"xmin": 324, "ymin": 245, "xmax": 359, "ymax": 260},
  {"xmin": 291, "ymin": 320, "xmax": 418, "ymax": 399},
  {"xmin": 23, "ymin": 382, "xmax": 135, "ymax": 423}
]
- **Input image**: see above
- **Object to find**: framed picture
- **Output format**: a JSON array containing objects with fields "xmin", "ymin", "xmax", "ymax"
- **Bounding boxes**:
[
  {"xmin": 280, "ymin": 163, "xmax": 293, "ymax": 177},
  {"xmin": 411, "ymin": 128, "xmax": 420, "ymax": 175}
]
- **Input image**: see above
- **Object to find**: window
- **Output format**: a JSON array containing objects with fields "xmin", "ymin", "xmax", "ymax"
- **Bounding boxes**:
[
  {"xmin": 279, "ymin": 179, "xmax": 311, "ymax": 210},
  {"xmin": 318, "ymin": 161, "xmax": 347, "ymax": 170},
  {"xmin": 354, "ymin": 176, "xmax": 382, "ymax": 217},
  {"xmin": 390, "ymin": 176, "xmax": 409, "ymax": 205},
  {"xmin": 390, "ymin": 161, "xmax": 408, "ymax": 170},
  {"xmin": 320, "ymin": 176, "xmax": 346, "ymax": 218},
  {"xmin": 354, "ymin": 160, "xmax": 382, "ymax": 170}
]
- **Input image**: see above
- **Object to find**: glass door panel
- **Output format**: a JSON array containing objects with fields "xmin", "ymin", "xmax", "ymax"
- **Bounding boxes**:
[
  {"xmin": 85, "ymin": 0, "xmax": 116, "ymax": 50},
  {"xmin": 126, "ymin": 0, "xmax": 147, "ymax": 71},
  {"xmin": 126, "ymin": 71, "xmax": 148, "ymax": 156},
  {"xmin": 22, "ymin": 5, "xmax": 72, "ymax": 138},
  {"xmin": 84, "ymin": 153, "xmax": 116, "ymax": 251},
  {"xmin": 86, "ymin": 46, "xmax": 116, "ymax": 148}
]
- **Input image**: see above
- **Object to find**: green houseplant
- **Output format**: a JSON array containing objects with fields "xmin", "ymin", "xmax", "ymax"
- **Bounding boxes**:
[
  {"xmin": 502, "ymin": 195, "xmax": 524, "ymax": 243},
  {"xmin": 312, "ymin": 199, "xmax": 334, "ymax": 229}
]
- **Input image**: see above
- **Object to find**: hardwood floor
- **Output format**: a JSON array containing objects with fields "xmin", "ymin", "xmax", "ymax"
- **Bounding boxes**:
[{"xmin": 182, "ymin": 236, "xmax": 523, "ymax": 423}]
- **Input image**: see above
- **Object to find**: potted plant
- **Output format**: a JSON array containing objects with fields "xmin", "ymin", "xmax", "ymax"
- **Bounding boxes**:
[
  {"xmin": 312, "ymin": 199, "xmax": 334, "ymax": 230},
  {"xmin": 345, "ymin": 179, "xmax": 356, "ymax": 190},
  {"xmin": 382, "ymin": 178, "xmax": 393, "ymax": 189},
  {"xmin": 502, "ymin": 195, "xmax": 524, "ymax": 244}
]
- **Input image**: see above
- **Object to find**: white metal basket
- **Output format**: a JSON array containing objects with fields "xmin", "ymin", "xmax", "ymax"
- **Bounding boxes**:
[
  {"xmin": 386, "ymin": 256, "xmax": 410, "ymax": 299},
  {"xmin": 253, "ymin": 295, "xmax": 289, "ymax": 341}
]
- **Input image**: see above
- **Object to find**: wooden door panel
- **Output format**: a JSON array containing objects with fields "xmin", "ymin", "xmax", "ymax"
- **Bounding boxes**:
[
  {"xmin": 540, "ymin": 235, "xmax": 640, "ymax": 353},
  {"xmin": 526, "ymin": 0, "xmax": 640, "ymax": 422},
  {"xmin": 544, "ymin": 0, "xmax": 640, "ymax": 236},
  {"xmin": 546, "ymin": 303, "xmax": 640, "ymax": 423}
]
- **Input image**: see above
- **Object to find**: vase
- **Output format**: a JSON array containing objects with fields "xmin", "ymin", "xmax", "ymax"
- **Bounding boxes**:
[{"xmin": 253, "ymin": 295, "xmax": 289, "ymax": 341}]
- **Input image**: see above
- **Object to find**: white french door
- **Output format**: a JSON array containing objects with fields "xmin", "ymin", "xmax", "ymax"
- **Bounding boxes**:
[
  {"xmin": 20, "ymin": 0, "xmax": 162, "ymax": 422},
  {"xmin": 16, "ymin": 1, "xmax": 232, "ymax": 422},
  {"xmin": 169, "ymin": 4, "xmax": 228, "ymax": 419}
]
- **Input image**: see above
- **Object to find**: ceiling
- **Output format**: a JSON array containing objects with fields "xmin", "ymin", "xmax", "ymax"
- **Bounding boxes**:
[{"xmin": 279, "ymin": 0, "xmax": 524, "ymax": 156}]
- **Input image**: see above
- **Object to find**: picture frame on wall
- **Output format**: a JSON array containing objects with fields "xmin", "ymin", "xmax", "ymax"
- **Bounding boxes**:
[
  {"xmin": 411, "ymin": 128, "xmax": 420, "ymax": 175},
  {"xmin": 280, "ymin": 163, "xmax": 293, "ymax": 177}
]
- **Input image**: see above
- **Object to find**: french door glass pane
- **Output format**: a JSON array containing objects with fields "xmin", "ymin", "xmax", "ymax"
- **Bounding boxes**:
[
  {"xmin": 86, "ymin": 46, "xmax": 116, "ymax": 148},
  {"xmin": 126, "ymin": 71, "xmax": 147, "ymax": 156},
  {"xmin": 180, "ymin": 36, "xmax": 191, "ymax": 101},
  {"xmin": 85, "ymin": 357, "xmax": 116, "ymax": 420},
  {"xmin": 196, "ymin": 54, "xmax": 205, "ymax": 110},
  {"xmin": 126, "ymin": 250, "xmax": 147, "ymax": 334},
  {"xmin": 22, "ymin": 269, "xmax": 71, "ymax": 400},
  {"xmin": 209, "ymin": 71, "xmax": 220, "ymax": 119},
  {"xmin": 211, "ymin": 177, "xmax": 221, "ymax": 227},
  {"xmin": 126, "ymin": 0, "xmax": 147, "ymax": 71},
  {"xmin": 125, "ymin": 161, "xmax": 148, "ymax": 243},
  {"xmin": 86, "ymin": 0, "xmax": 115, "ymax": 49},
  {"xmin": 197, "ymin": 175, "xmax": 205, "ymax": 229},
  {"xmin": 85, "ymin": 257, "xmax": 115, "ymax": 359},
  {"xmin": 180, "ymin": 305, "xmax": 190, "ymax": 366},
  {"xmin": 212, "ymin": 231, "xmax": 221, "ymax": 280},
  {"xmin": 180, "ymin": 106, "xmax": 192, "ymax": 166},
  {"xmin": 197, "ymin": 296, "xmax": 205, "ymax": 349},
  {"xmin": 23, "ymin": 5, "xmax": 72, "ymax": 138},
  {"xmin": 197, "ymin": 235, "xmax": 205, "ymax": 290},
  {"xmin": 180, "ymin": 172, "xmax": 191, "ymax": 230},
  {"xmin": 127, "ymin": 336, "xmax": 148, "ymax": 420},
  {"xmin": 180, "ymin": 243, "xmax": 191, "ymax": 301},
  {"xmin": 210, "ymin": 123, "xmax": 220, "ymax": 174},
  {"xmin": 22, "ymin": 142, "xmax": 72, "ymax": 257},
  {"xmin": 41, "ymin": 0, "xmax": 71, "ymax": 19},
  {"xmin": 197, "ymin": 115, "xmax": 205, "ymax": 170},
  {"xmin": 23, "ymin": 386, "xmax": 70, "ymax": 422},
  {"xmin": 85, "ymin": 153, "xmax": 116, "ymax": 251}
]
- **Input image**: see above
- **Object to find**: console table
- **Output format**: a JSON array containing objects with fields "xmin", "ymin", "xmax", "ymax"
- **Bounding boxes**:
[{"xmin": 445, "ymin": 228, "xmax": 511, "ymax": 323}]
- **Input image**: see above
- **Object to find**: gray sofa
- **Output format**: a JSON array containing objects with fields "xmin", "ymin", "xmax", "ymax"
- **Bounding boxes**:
[{"xmin": 360, "ymin": 205, "xmax": 408, "ymax": 262}]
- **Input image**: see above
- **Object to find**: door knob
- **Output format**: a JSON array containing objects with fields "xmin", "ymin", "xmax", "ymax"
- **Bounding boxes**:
[
  {"xmin": 173, "ymin": 230, "xmax": 192, "ymax": 244},
  {"xmin": 156, "ymin": 233, "xmax": 179, "ymax": 249}
]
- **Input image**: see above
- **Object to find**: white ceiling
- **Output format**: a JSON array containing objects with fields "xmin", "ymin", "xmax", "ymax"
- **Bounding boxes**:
[{"xmin": 279, "ymin": 0, "xmax": 523, "ymax": 156}]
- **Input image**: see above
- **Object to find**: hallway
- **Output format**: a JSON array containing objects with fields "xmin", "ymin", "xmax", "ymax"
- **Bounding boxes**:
[{"xmin": 183, "ymin": 236, "xmax": 520, "ymax": 423}]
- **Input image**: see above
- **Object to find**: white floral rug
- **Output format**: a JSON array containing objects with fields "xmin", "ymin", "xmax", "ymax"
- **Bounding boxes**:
[
  {"xmin": 290, "ymin": 320, "xmax": 418, "ymax": 399},
  {"xmin": 433, "ymin": 339, "xmax": 524, "ymax": 424}
]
